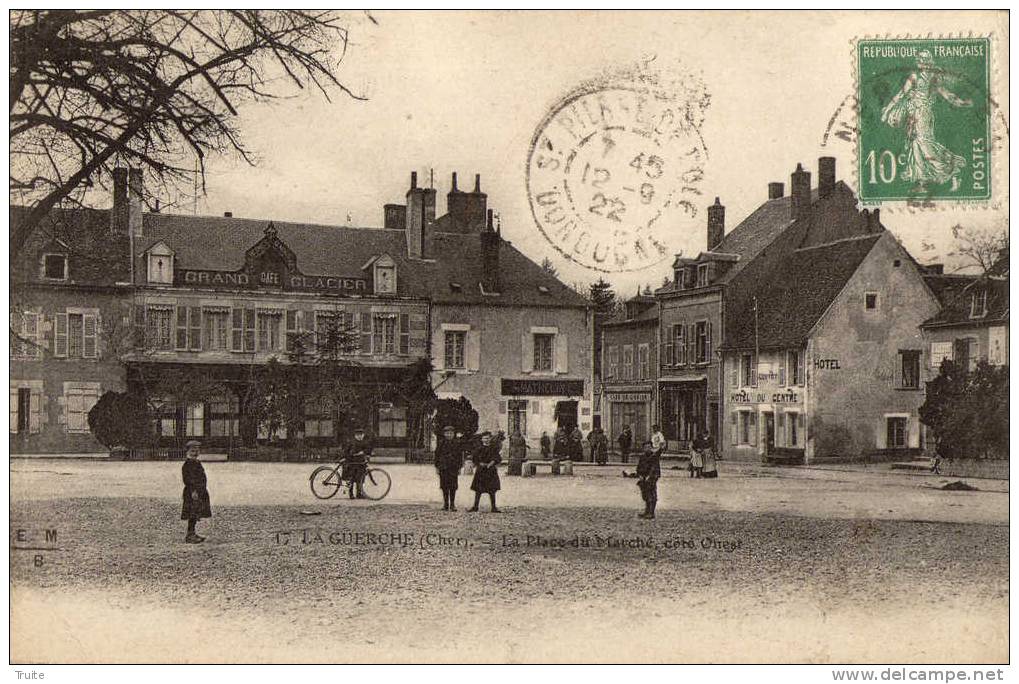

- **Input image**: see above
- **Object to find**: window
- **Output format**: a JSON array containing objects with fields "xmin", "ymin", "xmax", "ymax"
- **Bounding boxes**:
[
  {"xmin": 740, "ymin": 353, "xmax": 756, "ymax": 387},
  {"xmin": 204, "ymin": 309, "xmax": 230, "ymax": 351},
  {"xmin": 146, "ymin": 248, "xmax": 174, "ymax": 284},
  {"xmin": 696, "ymin": 264, "xmax": 709, "ymax": 287},
  {"xmin": 638, "ymin": 344, "xmax": 650, "ymax": 380},
  {"xmin": 622, "ymin": 345, "xmax": 634, "ymax": 380},
  {"xmin": 444, "ymin": 330, "xmax": 466, "ymax": 369},
  {"xmin": 607, "ymin": 345, "xmax": 619, "ymax": 379},
  {"xmin": 284, "ymin": 310, "xmax": 299, "ymax": 352},
  {"xmin": 533, "ymin": 333, "xmax": 554, "ymax": 372},
  {"xmin": 176, "ymin": 307, "xmax": 202, "ymax": 351},
  {"xmin": 42, "ymin": 254, "xmax": 67, "ymax": 280},
  {"xmin": 303, "ymin": 397, "xmax": 334, "ymax": 438},
  {"xmin": 886, "ymin": 417, "xmax": 908, "ymax": 449},
  {"xmin": 899, "ymin": 350, "xmax": 921, "ymax": 389},
  {"xmin": 787, "ymin": 412, "xmax": 801, "ymax": 447},
  {"xmin": 230, "ymin": 307, "xmax": 256, "ymax": 353},
  {"xmin": 15, "ymin": 388, "xmax": 32, "ymax": 433},
  {"xmin": 152, "ymin": 397, "xmax": 178, "ymax": 438},
  {"xmin": 694, "ymin": 321, "xmax": 710, "ymax": 363},
  {"xmin": 65, "ymin": 385, "xmax": 100, "ymax": 433},
  {"xmin": 508, "ymin": 399, "xmax": 527, "ymax": 437},
  {"xmin": 735, "ymin": 411, "xmax": 756, "ymax": 446},
  {"xmin": 930, "ymin": 341, "xmax": 953, "ymax": 368},
  {"xmin": 10, "ymin": 312, "xmax": 40, "ymax": 359},
  {"xmin": 257, "ymin": 310, "xmax": 283, "ymax": 352},
  {"xmin": 359, "ymin": 312, "xmax": 372, "ymax": 354},
  {"xmin": 970, "ymin": 290, "xmax": 988, "ymax": 319},
  {"xmin": 377, "ymin": 405, "xmax": 407, "ymax": 438},
  {"xmin": 185, "ymin": 402, "xmax": 204, "ymax": 436},
  {"xmin": 208, "ymin": 396, "xmax": 240, "ymax": 437},
  {"xmin": 865, "ymin": 292, "xmax": 878, "ymax": 310},
  {"xmin": 399, "ymin": 313, "xmax": 410, "ymax": 355},
  {"xmin": 373, "ymin": 314, "xmax": 397, "ymax": 355},
  {"xmin": 674, "ymin": 269, "xmax": 686, "ymax": 290},
  {"xmin": 147, "ymin": 307, "xmax": 173, "ymax": 350},
  {"xmin": 787, "ymin": 350, "xmax": 804, "ymax": 386},
  {"xmin": 673, "ymin": 324, "xmax": 686, "ymax": 366},
  {"xmin": 953, "ymin": 337, "xmax": 977, "ymax": 372},
  {"xmin": 375, "ymin": 265, "xmax": 396, "ymax": 294}
]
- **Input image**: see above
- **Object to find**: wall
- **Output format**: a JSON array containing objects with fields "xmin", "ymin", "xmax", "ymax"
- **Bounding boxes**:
[
  {"xmin": 10, "ymin": 287, "xmax": 131, "ymax": 454},
  {"xmin": 808, "ymin": 233, "xmax": 941, "ymax": 460},
  {"xmin": 430, "ymin": 304, "xmax": 591, "ymax": 451},
  {"xmin": 602, "ymin": 320, "xmax": 657, "ymax": 446}
]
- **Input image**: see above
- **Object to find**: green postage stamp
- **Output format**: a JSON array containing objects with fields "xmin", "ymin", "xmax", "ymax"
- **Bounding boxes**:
[{"xmin": 857, "ymin": 38, "xmax": 991, "ymax": 202}]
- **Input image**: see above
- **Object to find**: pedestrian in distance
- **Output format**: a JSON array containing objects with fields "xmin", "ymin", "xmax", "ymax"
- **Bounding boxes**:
[
  {"xmin": 650, "ymin": 423, "xmax": 666, "ymax": 459},
  {"xmin": 435, "ymin": 425, "xmax": 464, "ymax": 511},
  {"xmin": 617, "ymin": 424, "xmax": 633, "ymax": 464},
  {"xmin": 569, "ymin": 425, "xmax": 584, "ymax": 461},
  {"xmin": 699, "ymin": 427, "xmax": 719, "ymax": 479},
  {"xmin": 553, "ymin": 425, "xmax": 569, "ymax": 460},
  {"xmin": 589, "ymin": 426, "xmax": 609, "ymax": 465},
  {"xmin": 689, "ymin": 428, "xmax": 705, "ymax": 478},
  {"xmin": 344, "ymin": 426, "xmax": 372, "ymax": 499},
  {"xmin": 468, "ymin": 431, "xmax": 502, "ymax": 513},
  {"xmin": 181, "ymin": 440, "xmax": 212, "ymax": 544},
  {"xmin": 636, "ymin": 439, "xmax": 661, "ymax": 520},
  {"xmin": 540, "ymin": 431, "xmax": 551, "ymax": 460}
]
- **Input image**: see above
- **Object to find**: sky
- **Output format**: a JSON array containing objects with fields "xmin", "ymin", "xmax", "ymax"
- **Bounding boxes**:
[{"xmin": 189, "ymin": 10, "xmax": 1009, "ymax": 296}]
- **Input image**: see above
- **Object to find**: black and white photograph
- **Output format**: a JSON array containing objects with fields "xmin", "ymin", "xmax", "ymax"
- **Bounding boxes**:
[{"xmin": 8, "ymin": 9, "xmax": 1010, "ymax": 668}]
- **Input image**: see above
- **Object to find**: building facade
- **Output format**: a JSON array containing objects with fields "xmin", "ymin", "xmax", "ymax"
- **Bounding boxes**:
[{"xmin": 601, "ymin": 295, "xmax": 658, "ymax": 448}]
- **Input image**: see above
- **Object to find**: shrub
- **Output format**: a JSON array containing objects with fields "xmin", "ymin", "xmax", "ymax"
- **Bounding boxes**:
[{"xmin": 88, "ymin": 390, "xmax": 154, "ymax": 449}]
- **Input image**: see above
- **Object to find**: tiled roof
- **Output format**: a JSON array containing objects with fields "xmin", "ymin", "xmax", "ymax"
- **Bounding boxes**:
[
  {"xmin": 921, "ymin": 273, "xmax": 1009, "ymax": 328},
  {"xmin": 603, "ymin": 307, "xmax": 659, "ymax": 326},
  {"xmin": 11, "ymin": 206, "xmax": 130, "ymax": 286},
  {"xmin": 135, "ymin": 212, "xmax": 587, "ymax": 308}
]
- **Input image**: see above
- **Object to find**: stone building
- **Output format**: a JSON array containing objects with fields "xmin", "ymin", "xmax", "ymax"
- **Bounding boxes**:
[
  {"xmin": 719, "ymin": 162, "xmax": 940, "ymax": 462},
  {"xmin": 601, "ymin": 294, "xmax": 658, "ymax": 449}
]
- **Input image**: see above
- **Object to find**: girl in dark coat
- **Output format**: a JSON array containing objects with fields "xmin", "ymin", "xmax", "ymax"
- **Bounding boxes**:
[
  {"xmin": 468, "ymin": 431, "xmax": 501, "ymax": 512},
  {"xmin": 181, "ymin": 440, "xmax": 211, "ymax": 543},
  {"xmin": 435, "ymin": 425, "xmax": 464, "ymax": 511}
]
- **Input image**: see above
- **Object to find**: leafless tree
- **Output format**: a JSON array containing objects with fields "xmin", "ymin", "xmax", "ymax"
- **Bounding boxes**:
[
  {"xmin": 946, "ymin": 224, "xmax": 1009, "ymax": 275},
  {"xmin": 10, "ymin": 9, "xmax": 373, "ymax": 254}
]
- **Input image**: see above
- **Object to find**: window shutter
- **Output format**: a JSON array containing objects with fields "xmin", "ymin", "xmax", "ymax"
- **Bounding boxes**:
[
  {"xmin": 797, "ymin": 414, "xmax": 805, "ymax": 447},
  {"xmin": 29, "ymin": 389, "xmax": 41, "ymax": 434},
  {"xmin": 748, "ymin": 411, "xmax": 757, "ymax": 446},
  {"xmin": 285, "ymin": 310, "xmax": 297, "ymax": 352},
  {"xmin": 705, "ymin": 322, "xmax": 712, "ymax": 362},
  {"xmin": 133, "ymin": 306, "xmax": 146, "ymax": 349},
  {"xmin": 729, "ymin": 412, "xmax": 737, "ymax": 445},
  {"xmin": 10, "ymin": 389, "xmax": 18, "ymax": 433},
  {"xmin": 686, "ymin": 324, "xmax": 695, "ymax": 366},
  {"xmin": 360, "ymin": 312, "xmax": 372, "ymax": 354},
  {"xmin": 466, "ymin": 329, "xmax": 481, "ymax": 371},
  {"xmin": 244, "ymin": 308, "xmax": 256, "ymax": 352},
  {"xmin": 83, "ymin": 314, "xmax": 98, "ymax": 358},
  {"xmin": 797, "ymin": 352, "xmax": 805, "ymax": 386},
  {"xmin": 188, "ymin": 307, "xmax": 201, "ymax": 351},
  {"xmin": 432, "ymin": 330, "xmax": 446, "ymax": 371},
  {"xmin": 399, "ymin": 313, "xmax": 410, "ymax": 355},
  {"xmin": 729, "ymin": 356, "xmax": 738, "ymax": 388},
  {"xmin": 230, "ymin": 308, "xmax": 243, "ymax": 352},
  {"xmin": 554, "ymin": 333, "xmax": 569, "ymax": 373},
  {"xmin": 778, "ymin": 353, "xmax": 787, "ymax": 386},
  {"xmin": 54, "ymin": 313, "xmax": 68, "ymax": 358},
  {"xmin": 175, "ymin": 306, "xmax": 188, "ymax": 350},
  {"xmin": 663, "ymin": 339, "xmax": 673, "ymax": 367},
  {"xmin": 776, "ymin": 412, "xmax": 785, "ymax": 447},
  {"xmin": 521, "ymin": 334, "xmax": 533, "ymax": 373},
  {"xmin": 750, "ymin": 355, "xmax": 758, "ymax": 387},
  {"xmin": 499, "ymin": 401, "xmax": 507, "ymax": 415}
]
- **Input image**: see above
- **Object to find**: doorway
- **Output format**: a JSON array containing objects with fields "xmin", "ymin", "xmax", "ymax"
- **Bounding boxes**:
[
  {"xmin": 508, "ymin": 399, "xmax": 528, "ymax": 437},
  {"xmin": 554, "ymin": 400, "xmax": 578, "ymax": 431},
  {"xmin": 763, "ymin": 411, "xmax": 776, "ymax": 455}
]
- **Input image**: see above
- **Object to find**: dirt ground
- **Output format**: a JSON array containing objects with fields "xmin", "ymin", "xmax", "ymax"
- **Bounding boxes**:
[{"xmin": 9, "ymin": 460, "xmax": 1008, "ymax": 663}]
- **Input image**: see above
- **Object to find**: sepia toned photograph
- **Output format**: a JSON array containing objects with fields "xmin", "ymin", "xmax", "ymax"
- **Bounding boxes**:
[{"xmin": 8, "ymin": 9, "xmax": 1009, "ymax": 666}]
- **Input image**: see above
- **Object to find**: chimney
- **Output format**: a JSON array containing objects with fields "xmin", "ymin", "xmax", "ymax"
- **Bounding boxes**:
[
  {"xmin": 868, "ymin": 207, "xmax": 880, "ymax": 231},
  {"xmin": 480, "ymin": 209, "xmax": 501, "ymax": 292},
  {"xmin": 707, "ymin": 197, "xmax": 725, "ymax": 250},
  {"xmin": 224, "ymin": 211, "xmax": 233, "ymax": 218},
  {"xmin": 791, "ymin": 163, "xmax": 811, "ymax": 220},
  {"xmin": 768, "ymin": 182, "xmax": 785, "ymax": 200},
  {"xmin": 446, "ymin": 172, "xmax": 487, "ymax": 233},
  {"xmin": 112, "ymin": 167, "xmax": 144, "ymax": 238},
  {"xmin": 405, "ymin": 171, "xmax": 436, "ymax": 259},
  {"xmin": 128, "ymin": 168, "xmax": 143, "ymax": 238},
  {"xmin": 818, "ymin": 156, "xmax": 836, "ymax": 199}
]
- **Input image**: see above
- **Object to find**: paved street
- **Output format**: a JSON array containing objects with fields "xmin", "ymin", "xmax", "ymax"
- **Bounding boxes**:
[{"xmin": 10, "ymin": 459, "xmax": 1008, "ymax": 663}]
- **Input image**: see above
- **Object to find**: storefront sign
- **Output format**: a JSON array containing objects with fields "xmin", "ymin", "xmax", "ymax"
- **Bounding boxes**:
[
  {"xmin": 729, "ymin": 389, "xmax": 801, "ymax": 404},
  {"xmin": 180, "ymin": 268, "xmax": 367, "ymax": 293},
  {"xmin": 501, "ymin": 379, "xmax": 585, "ymax": 397},
  {"xmin": 606, "ymin": 392, "xmax": 651, "ymax": 403}
]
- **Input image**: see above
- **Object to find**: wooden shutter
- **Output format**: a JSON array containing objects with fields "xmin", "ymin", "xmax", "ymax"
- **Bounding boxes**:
[
  {"xmin": 705, "ymin": 322, "xmax": 712, "ymax": 363},
  {"xmin": 175, "ymin": 306, "xmax": 188, "ymax": 350},
  {"xmin": 797, "ymin": 351, "xmax": 806, "ymax": 386},
  {"xmin": 729, "ymin": 356, "xmax": 738, "ymax": 388},
  {"xmin": 521, "ymin": 334, "xmax": 533, "ymax": 373},
  {"xmin": 244, "ymin": 308, "xmax": 256, "ymax": 352},
  {"xmin": 54, "ymin": 313, "xmax": 68, "ymax": 358},
  {"xmin": 188, "ymin": 307, "xmax": 201, "ymax": 350},
  {"xmin": 686, "ymin": 324, "xmax": 695, "ymax": 366},
  {"xmin": 432, "ymin": 329, "xmax": 446, "ymax": 371},
  {"xmin": 83, "ymin": 314, "xmax": 98, "ymax": 358},
  {"xmin": 778, "ymin": 352, "xmax": 787, "ymax": 386},
  {"xmin": 230, "ymin": 308, "xmax": 243, "ymax": 352},
  {"xmin": 133, "ymin": 306, "xmax": 146, "ymax": 349},
  {"xmin": 748, "ymin": 411, "xmax": 757, "ymax": 446},
  {"xmin": 285, "ymin": 310, "xmax": 297, "ymax": 352},
  {"xmin": 399, "ymin": 313, "xmax": 410, "ymax": 355},
  {"xmin": 776, "ymin": 412, "xmax": 785, "ymax": 447},
  {"xmin": 360, "ymin": 312, "xmax": 372, "ymax": 354},
  {"xmin": 554, "ymin": 333, "xmax": 568, "ymax": 373},
  {"xmin": 750, "ymin": 354, "xmax": 758, "ymax": 387},
  {"xmin": 10, "ymin": 388, "xmax": 18, "ymax": 433},
  {"xmin": 797, "ymin": 414, "xmax": 806, "ymax": 448},
  {"xmin": 729, "ymin": 412, "xmax": 737, "ymax": 445},
  {"xmin": 29, "ymin": 389, "xmax": 41, "ymax": 434},
  {"xmin": 466, "ymin": 329, "xmax": 480, "ymax": 371}
]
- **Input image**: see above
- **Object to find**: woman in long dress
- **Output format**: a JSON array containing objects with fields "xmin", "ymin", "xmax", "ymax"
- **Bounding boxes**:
[
  {"xmin": 468, "ymin": 431, "xmax": 501, "ymax": 512},
  {"xmin": 880, "ymin": 49, "xmax": 973, "ymax": 192}
]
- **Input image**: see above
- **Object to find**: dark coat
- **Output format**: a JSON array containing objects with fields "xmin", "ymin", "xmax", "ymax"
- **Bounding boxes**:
[
  {"xmin": 470, "ymin": 443, "xmax": 501, "ymax": 493},
  {"xmin": 343, "ymin": 437, "xmax": 372, "ymax": 480},
  {"xmin": 540, "ymin": 435, "xmax": 551, "ymax": 457},
  {"xmin": 636, "ymin": 449, "xmax": 661, "ymax": 481},
  {"xmin": 617, "ymin": 429, "xmax": 633, "ymax": 452},
  {"xmin": 435, "ymin": 438, "xmax": 464, "ymax": 472},
  {"xmin": 590, "ymin": 430, "xmax": 608, "ymax": 462},
  {"xmin": 181, "ymin": 458, "xmax": 212, "ymax": 520}
]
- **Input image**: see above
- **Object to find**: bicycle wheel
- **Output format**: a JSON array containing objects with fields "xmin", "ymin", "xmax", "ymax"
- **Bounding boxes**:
[
  {"xmin": 360, "ymin": 467, "xmax": 392, "ymax": 501},
  {"xmin": 310, "ymin": 465, "xmax": 344, "ymax": 500}
]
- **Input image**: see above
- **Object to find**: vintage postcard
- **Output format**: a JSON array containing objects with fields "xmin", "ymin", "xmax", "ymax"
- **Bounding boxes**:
[{"xmin": 8, "ymin": 10, "xmax": 1009, "ymax": 668}]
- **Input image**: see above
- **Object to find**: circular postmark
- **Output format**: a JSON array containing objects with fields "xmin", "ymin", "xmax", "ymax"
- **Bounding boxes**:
[{"xmin": 526, "ymin": 61, "xmax": 710, "ymax": 273}]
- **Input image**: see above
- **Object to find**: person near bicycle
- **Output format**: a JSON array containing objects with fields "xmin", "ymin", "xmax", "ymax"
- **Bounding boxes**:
[
  {"xmin": 344, "ymin": 426, "xmax": 372, "ymax": 499},
  {"xmin": 468, "ymin": 430, "xmax": 502, "ymax": 513},
  {"xmin": 435, "ymin": 425, "xmax": 464, "ymax": 511}
]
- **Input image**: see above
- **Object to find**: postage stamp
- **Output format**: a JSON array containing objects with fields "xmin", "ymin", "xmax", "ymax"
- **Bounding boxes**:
[
  {"xmin": 526, "ymin": 61, "xmax": 710, "ymax": 273},
  {"xmin": 856, "ymin": 37, "xmax": 991, "ymax": 203}
]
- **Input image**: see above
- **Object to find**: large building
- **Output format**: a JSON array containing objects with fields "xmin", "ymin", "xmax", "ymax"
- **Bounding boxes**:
[
  {"xmin": 10, "ymin": 169, "xmax": 591, "ymax": 456},
  {"xmin": 601, "ymin": 294, "xmax": 658, "ymax": 449}
]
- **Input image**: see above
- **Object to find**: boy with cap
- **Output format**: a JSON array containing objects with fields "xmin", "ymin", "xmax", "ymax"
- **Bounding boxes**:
[
  {"xmin": 435, "ymin": 425, "xmax": 464, "ymax": 510},
  {"xmin": 181, "ymin": 440, "xmax": 212, "ymax": 543},
  {"xmin": 344, "ymin": 426, "xmax": 372, "ymax": 499},
  {"xmin": 636, "ymin": 438, "xmax": 661, "ymax": 520}
]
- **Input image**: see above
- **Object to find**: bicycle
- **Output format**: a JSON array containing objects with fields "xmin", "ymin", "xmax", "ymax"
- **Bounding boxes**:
[{"xmin": 309, "ymin": 459, "xmax": 392, "ymax": 501}]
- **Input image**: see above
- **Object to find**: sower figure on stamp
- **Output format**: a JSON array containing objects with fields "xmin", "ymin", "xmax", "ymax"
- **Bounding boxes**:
[
  {"xmin": 181, "ymin": 440, "xmax": 211, "ymax": 543},
  {"xmin": 468, "ymin": 431, "xmax": 502, "ymax": 513},
  {"xmin": 344, "ymin": 426, "xmax": 372, "ymax": 499},
  {"xmin": 636, "ymin": 439, "xmax": 661, "ymax": 520},
  {"xmin": 435, "ymin": 425, "xmax": 464, "ymax": 511}
]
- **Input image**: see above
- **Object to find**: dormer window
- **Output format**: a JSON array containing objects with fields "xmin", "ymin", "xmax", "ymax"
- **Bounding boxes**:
[
  {"xmin": 42, "ymin": 253, "xmax": 67, "ymax": 280},
  {"xmin": 145, "ymin": 242, "xmax": 175, "ymax": 285},
  {"xmin": 696, "ymin": 263, "xmax": 709, "ymax": 287},
  {"xmin": 369, "ymin": 254, "xmax": 397, "ymax": 295},
  {"xmin": 970, "ymin": 290, "xmax": 988, "ymax": 319}
]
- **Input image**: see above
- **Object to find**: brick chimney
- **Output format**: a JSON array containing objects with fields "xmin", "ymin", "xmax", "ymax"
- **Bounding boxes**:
[
  {"xmin": 768, "ymin": 182, "xmax": 784, "ymax": 200},
  {"xmin": 405, "ymin": 171, "xmax": 436, "ymax": 259},
  {"xmin": 480, "ymin": 209, "xmax": 501, "ymax": 292},
  {"xmin": 791, "ymin": 163, "xmax": 811, "ymax": 220},
  {"xmin": 707, "ymin": 197, "xmax": 724, "ymax": 250},
  {"xmin": 112, "ymin": 167, "xmax": 144, "ymax": 238},
  {"xmin": 446, "ymin": 172, "xmax": 487, "ymax": 233},
  {"xmin": 818, "ymin": 156, "xmax": 836, "ymax": 199}
]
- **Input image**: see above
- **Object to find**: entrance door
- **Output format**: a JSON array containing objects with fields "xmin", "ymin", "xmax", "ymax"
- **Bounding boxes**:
[
  {"xmin": 16, "ymin": 388, "xmax": 31, "ymax": 434},
  {"xmin": 508, "ymin": 399, "xmax": 528, "ymax": 437},
  {"xmin": 555, "ymin": 400, "xmax": 578, "ymax": 431},
  {"xmin": 764, "ymin": 412, "xmax": 776, "ymax": 455}
]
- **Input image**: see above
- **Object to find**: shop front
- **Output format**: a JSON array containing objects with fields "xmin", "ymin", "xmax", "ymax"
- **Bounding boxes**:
[
  {"xmin": 499, "ymin": 378, "xmax": 587, "ymax": 442},
  {"xmin": 603, "ymin": 388, "xmax": 654, "ymax": 447},
  {"xmin": 659, "ymin": 378, "xmax": 708, "ymax": 452}
]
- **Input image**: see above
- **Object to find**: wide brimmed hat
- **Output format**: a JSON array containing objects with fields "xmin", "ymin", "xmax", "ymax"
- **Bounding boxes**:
[{"xmin": 479, "ymin": 430, "xmax": 492, "ymax": 438}]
